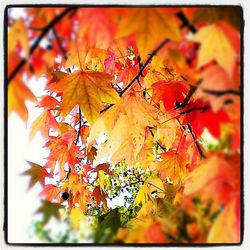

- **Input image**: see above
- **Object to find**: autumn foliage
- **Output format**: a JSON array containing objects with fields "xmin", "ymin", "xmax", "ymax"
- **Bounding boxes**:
[{"xmin": 7, "ymin": 6, "xmax": 242, "ymax": 244}]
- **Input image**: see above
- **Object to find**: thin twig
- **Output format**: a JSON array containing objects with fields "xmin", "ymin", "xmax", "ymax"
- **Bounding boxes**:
[
  {"xmin": 176, "ymin": 79, "xmax": 203, "ymax": 109},
  {"xmin": 75, "ymin": 107, "xmax": 82, "ymax": 145},
  {"xmin": 52, "ymin": 27, "xmax": 68, "ymax": 61},
  {"xmin": 179, "ymin": 105, "xmax": 210, "ymax": 115},
  {"xmin": 148, "ymin": 127, "xmax": 166, "ymax": 152},
  {"xmin": 187, "ymin": 123, "xmax": 206, "ymax": 159}
]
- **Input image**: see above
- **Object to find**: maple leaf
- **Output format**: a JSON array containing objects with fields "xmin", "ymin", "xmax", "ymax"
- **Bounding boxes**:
[
  {"xmin": 48, "ymin": 70, "xmax": 120, "ymax": 124},
  {"xmin": 29, "ymin": 110, "xmax": 59, "ymax": 140},
  {"xmin": 92, "ymin": 186, "xmax": 108, "ymax": 207},
  {"xmin": 46, "ymin": 135, "xmax": 84, "ymax": 177},
  {"xmin": 80, "ymin": 125, "xmax": 90, "ymax": 144},
  {"xmin": 135, "ymin": 184, "xmax": 149, "ymax": 206},
  {"xmin": 183, "ymin": 153, "xmax": 240, "ymax": 206},
  {"xmin": 87, "ymin": 146, "xmax": 97, "ymax": 162},
  {"xmin": 98, "ymin": 170, "xmax": 109, "ymax": 192},
  {"xmin": 151, "ymin": 151, "xmax": 187, "ymax": 184},
  {"xmin": 37, "ymin": 95, "xmax": 61, "ymax": 110},
  {"xmin": 76, "ymin": 8, "xmax": 115, "ymax": 49},
  {"xmin": 62, "ymin": 173, "xmax": 87, "ymax": 197},
  {"xmin": 152, "ymin": 80, "xmax": 189, "ymax": 111},
  {"xmin": 183, "ymin": 99, "xmax": 229, "ymax": 138},
  {"xmin": 89, "ymin": 89, "xmax": 158, "ymax": 165},
  {"xmin": 143, "ymin": 221, "xmax": 166, "ymax": 243},
  {"xmin": 40, "ymin": 184, "xmax": 61, "ymax": 202},
  {"xmin": 65, "ymin": 44, "xmax": 109, "ymax": 72},
  {"xmin": 190, "ymin": 23, "xmax": 237, "ymax": 77},
  {"xmin": 116, "ymin": 8, "xmax": 180, "ymax": 59},
  {"xmin": 8, "ymin": 78, "xmax": 37, "ymax": 122},
  {"xmin": 21, "ymin": 161, "xmax": 52, "ymax": 189},
  {"xmin": 36, "ymin": 200, "xmax": 64, "ymax": 225},
  {"xmin": 154, "ymin": 119, "xmax": 178, "ymax": 151},
  {"xmin": 147, "ymin": 178, "xmax": 166, "ymax": 199},
  {"xmin": 8, "ymin": 19, "xmax": 29, "ymax": 57},
  {"xmin": 207, "ymin": 197, "xmax": 240, "ymax": 243},
  {"xmin": 198, "ymin": 65, "xmax": 238, "ymax": 111},
  {"xmin": 70, "ymin": 207, "xmax": 86, "ymax": 230}
]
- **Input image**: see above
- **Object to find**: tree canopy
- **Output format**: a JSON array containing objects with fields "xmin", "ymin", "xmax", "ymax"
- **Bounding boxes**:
[{"xmin": 7, "ymin": 6, "xmax": 242, "ymax": 244}]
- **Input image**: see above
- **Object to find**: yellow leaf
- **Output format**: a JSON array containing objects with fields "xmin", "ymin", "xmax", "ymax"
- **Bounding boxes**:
[
  {"xmin": 183, "ymin": 155, "xmax": 222, "ymax": 196},
  {"xmin": 98, "ymin": 170, "xmax": 108, "ymax": 192},
  {"xmin": 8, "ymin": 19, "xmax": 29, "ymax": 57},
  {"xmin": 116, "ymin": 8, "xmax": 180, "ymax": 60},
  {"xmin": 154, "ymin": 119, "xmax": 178, "ymax": 151},
  {"xmin": 191, "ymin": 23, "xmax": 236, "ymax": 77},
  {"xmin": 135, "ymin": 184, "xmax": 149, "ymax": 206},
  {"xmin": 90, "ymin": 89, "xmax": 158, "ymax": 165},
  {"xmin": 70, "ymin": 207, "xmax": 85, "ymax": 230},
  {"xmin": 146, "ymin": 178, "xmax": 165, "ymax": 199},
  {"xmin": 48, "ymin": 70, "xmax": 120, "ymax": 124},
  {"xmin": 65, "ymin": 45, "xmax": 109, "ymax": 72}
]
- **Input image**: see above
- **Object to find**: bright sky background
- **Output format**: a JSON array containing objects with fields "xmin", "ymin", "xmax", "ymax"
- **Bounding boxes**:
[{"xmin": 8, "ymin": 76, "xmax": 48, "ymax": 243}]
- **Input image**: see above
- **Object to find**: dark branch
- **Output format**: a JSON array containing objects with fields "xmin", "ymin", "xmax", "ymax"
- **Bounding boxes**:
[
  {"xmin": 179, "ymin": 105, "xmax": 210, "ymax": 115},
  {"xmin": 176, "ymin": 11, "xmax": 197, "ymax": 33},
  {"xmin": 187, "ymin": 123, "xmax": 206, "ymax": 159},
  {"xmin": 120, "ymin": 38, "xmax": 170, "ymax": 96},
  {"xmin": 52, "ymin": 27, "xmax": 68, "ymax": 61},
  {"xmin": 177, "ymin": 79, "xmax": 203, "ymax": 109},
  {"xmin": 148, "ymin": 127, "xmax": 166, "ymax": 152},
  {"xmin": 75, "ymin": 107, "xmax": 82, "ymax": 145},
  {"xmin": 8, "ymin": 7, "xmax": 75, "ymax": 84},
  {"xmin": 202, "ymin": 89, "xmax": 241, "ymax": 96},
  {"xmin": 100, "ymin": 38, "xmax": 170, "ymax": 113}
]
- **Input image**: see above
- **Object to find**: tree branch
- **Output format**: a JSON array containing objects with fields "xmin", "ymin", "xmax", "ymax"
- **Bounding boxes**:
[
  {"xmin": 8, "ymin": 7, "xmax": 76, "ymax": 84},
  {"xmin": 148, "ymin": 127, "xmax": 166, "ymax": 152},
  {"xmin": 179, "ymin": 105, "xmax": 210, "ymax": 115},
  {"xmin": 75, "ymin": 107, "xmax": 82, "ymax": 145},
  {"xmin": 176, "ymin": 79, "xmax": 203, "ymax": 109},
  {"xmin": 52, "ymin": 27, "xmax": 68, "ymax": 61},
  {"xmin": 187, "ymin": 123, "xmax": 206, "ymax": 159},
  {"xmin": 202, "ymin": 89, "xmax": 241, "ymax": 96},
  {"xmin": 100, "ymin": 38, "xmax": 170, "ymax": 114},
  {"xmin": 120, "ymin": 38, "xmax": 170, "ymax": 96},
  {"xmin": 176, "ymin": 11, "xmax": 197, "ymax": 33}
]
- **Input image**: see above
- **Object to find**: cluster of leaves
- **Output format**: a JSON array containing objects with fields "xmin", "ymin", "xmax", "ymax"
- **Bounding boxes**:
[{"xmin": 8, "ymin": 6, "xmax": 241, "ymax": 244}]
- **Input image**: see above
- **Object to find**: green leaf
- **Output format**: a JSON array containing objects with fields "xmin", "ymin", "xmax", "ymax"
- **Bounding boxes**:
[
  {"xmin": 36, "ymin": 200, "xmax": 64, "ymax": 225},
  {"xmin": 94, "ymin": 208, "xmax": 121, "ymax": 243}
]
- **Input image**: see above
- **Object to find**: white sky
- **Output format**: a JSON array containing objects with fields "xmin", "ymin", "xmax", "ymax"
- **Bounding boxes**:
[{"xmin": 8, "ymin": 77, "xmax": 48, "ymax": 243}]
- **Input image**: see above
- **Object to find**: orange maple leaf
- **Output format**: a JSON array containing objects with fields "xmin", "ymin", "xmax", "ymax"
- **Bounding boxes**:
[
  {"xmin": 116, "ymin": 8, "xmax": 181, "ymax": 60},
  {"xmin": 8, "ymin": 77, "xmax": 37, "ymax": 122},
  {"xmin": 29, "ymin": 110, "xmax": 59, "ymax": 140}
]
